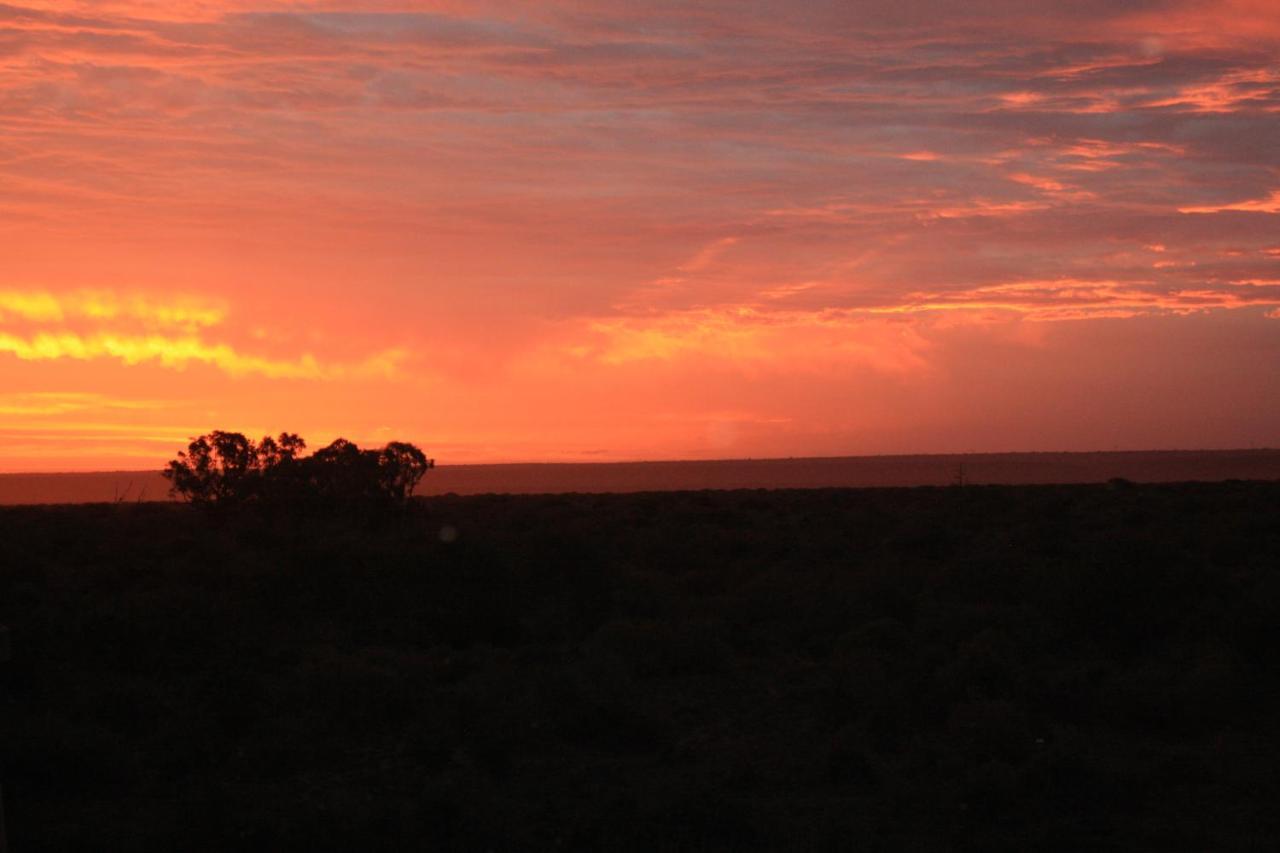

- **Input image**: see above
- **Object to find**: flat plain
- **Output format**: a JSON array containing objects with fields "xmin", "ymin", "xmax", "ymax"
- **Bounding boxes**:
[{"xmin": 1, "ymin": 480, "xmax": 1277, "ymax": 850}]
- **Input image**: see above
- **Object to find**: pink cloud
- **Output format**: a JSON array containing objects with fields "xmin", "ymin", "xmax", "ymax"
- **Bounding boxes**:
[{"xmin": 2, "ymin": 0, "xmax": 1279, "ymax": 468}]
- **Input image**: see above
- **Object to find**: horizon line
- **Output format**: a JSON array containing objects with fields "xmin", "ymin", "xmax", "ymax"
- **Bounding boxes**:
[{"xmin": 4, "ymin": 445, "xmax": 1279, "ymax": 478}]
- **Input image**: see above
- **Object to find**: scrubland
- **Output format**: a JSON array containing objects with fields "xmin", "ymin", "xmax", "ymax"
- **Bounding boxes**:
[{"xmin": 1, "ymin": 481, "xmax": 1277, "ymax": 850}]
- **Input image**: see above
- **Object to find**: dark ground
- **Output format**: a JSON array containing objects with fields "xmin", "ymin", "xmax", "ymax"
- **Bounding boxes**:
[{"xmin": 1, "ymin": 481, "xmax": 1278, "ymax": 851}]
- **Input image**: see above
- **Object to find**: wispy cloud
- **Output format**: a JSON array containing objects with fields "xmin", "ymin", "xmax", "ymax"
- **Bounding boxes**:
[
  {"xmin": 0, "ymin": 329, "xmax": 404, "ymax": 378},
  {"xmin": 2, "ymin": 0, "xmax": 1279, "ymax": 467},
  {"xmin": 578, "ymin": 307, "xmax": 933, "ymax": 376},
  {"xmin": 1179, "ymin": 189, "xmax": 1280, "ymax": 214},
  {"xmin": 0, "ymin": 390, "xmax": 166, "ymax": 415},
  {"xmin": 0, "ymin": 288, "xmax": 405, "ymax": 378},
  {"xmin": 0, "ymin": 289, "xmax": 224, "ymax": 326}
]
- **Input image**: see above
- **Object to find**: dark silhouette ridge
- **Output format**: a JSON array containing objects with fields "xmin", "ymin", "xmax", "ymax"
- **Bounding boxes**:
[{"xmin": 162, "ymin": 431, "xmax": 433, "ymax": 513}]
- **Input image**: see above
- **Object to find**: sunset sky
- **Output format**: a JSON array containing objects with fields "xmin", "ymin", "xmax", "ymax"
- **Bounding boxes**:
[{"xmin": 2, "ymin": 0, "xmax": 1279, "ymax": 471}]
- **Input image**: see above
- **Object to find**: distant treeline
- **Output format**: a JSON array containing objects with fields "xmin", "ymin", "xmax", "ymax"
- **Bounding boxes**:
[{"xmin": 163, "ymin": 431, "xmax": 432, "ymax": 510}]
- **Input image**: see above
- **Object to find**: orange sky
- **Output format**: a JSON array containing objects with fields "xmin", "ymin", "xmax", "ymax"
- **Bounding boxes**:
[{"xmin": 2, "ymin": 0, "xmax": 1279, "ymax": 471}]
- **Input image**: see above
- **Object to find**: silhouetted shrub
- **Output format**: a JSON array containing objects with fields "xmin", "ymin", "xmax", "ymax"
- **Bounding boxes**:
[{"xmin": 163, "ymin": 431, "xmax": 432, "ymax": 513}]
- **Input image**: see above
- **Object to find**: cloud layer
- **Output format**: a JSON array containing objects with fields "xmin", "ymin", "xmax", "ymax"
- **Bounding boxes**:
[{"xmin": 2, "ymin": 1, "xmax": 1279, "ymax": 468}]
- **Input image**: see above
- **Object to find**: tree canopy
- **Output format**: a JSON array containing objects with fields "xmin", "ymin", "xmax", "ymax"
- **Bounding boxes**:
[{"xmin": 163, "ymin": 431, "xmax": 433, "ymax": 511}]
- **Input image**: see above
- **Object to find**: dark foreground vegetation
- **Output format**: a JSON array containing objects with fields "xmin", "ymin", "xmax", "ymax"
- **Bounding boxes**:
[
  {"xmin": 164, "ymin": 431, "xmax": 432, "ymax": 511},
  {"xmin": 1, "ymin": 481, "xmax": 1278, "ymax": 851}
]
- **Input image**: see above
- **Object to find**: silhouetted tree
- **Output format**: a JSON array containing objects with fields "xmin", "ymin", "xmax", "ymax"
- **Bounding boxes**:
[
  {"xmin": 163, "ymin": 430, "xmax": 259, "ymax": 507},
  {"xmin": 305, "ymin": 438, "xmax": 384, "ymax": 507},
  {"xmin": 256, "ymin": 432, "xmax": 306, "ymax": 470},
  {"xmin": 252, "ymin": 432, "xmax": 309, "ymax": 505},
  {"xmin": 379, "ymin": 441, "xmax": 432, "ymax": 502},
  {"xmin": 163, "ymin": 432, "xmax": 433, "ymax": 512}
]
